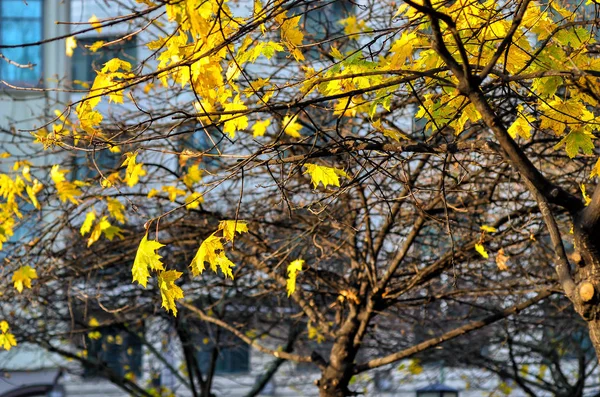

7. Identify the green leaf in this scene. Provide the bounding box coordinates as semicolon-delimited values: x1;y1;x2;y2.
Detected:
560;130;595;158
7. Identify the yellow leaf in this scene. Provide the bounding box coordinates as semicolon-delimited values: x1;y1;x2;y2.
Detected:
480;225;497;233
50;165;82;204
218;220;248;242
80;211;96;236
87;216;123;247
303;163;348;189
475;243;489;259
280;15;304;61
88;41;104;53
286;259;304;297
66;36;77;57
185;192;204;209
0;321;9;333
147;188;159;198
0;332;17;351
371;119;407;141
158;270;184;316
26;179;43;210
252;119;271;137
102;58;132;73
12;266;38;293
507;112;535;139
132;233;165;287
282;115;302;138
190;233;224;276
89;14;102;33
221;95;248;139
590;158;600;179
496;248;509;271
88;318;101;339
182;164;203;189
121;152;147;187
107;197;126;223
215;254;236;279
581;183;591;206
408;359;423;375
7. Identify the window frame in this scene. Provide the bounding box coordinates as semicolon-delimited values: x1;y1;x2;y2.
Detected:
0;0;44;87
195;331;251;375
71;35;137;85
84;324;144;379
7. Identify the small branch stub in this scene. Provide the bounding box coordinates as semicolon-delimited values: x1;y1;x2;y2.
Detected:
580;282;595;302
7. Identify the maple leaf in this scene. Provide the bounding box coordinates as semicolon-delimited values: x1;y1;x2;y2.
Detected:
590;158;600;179
50;165;82;204
252;119;271;137
190;233;224;276
508;113;535;139
286;259;304;297
475;243;489;259
80;212;96;236
184;192;204;209
132;233;165;287
88;41;104;53
121;153;147;187
106;198;126;223
65;36;77;57
215;254;236;279
496;248;509;271
280;15;304;61
581;183;592;206
561;130;595;158
87;216;123;247
388;31;417;68
0;332;17;351
102;58;132;73
221;95;248;139
89;14;102;33
26;179;43;210
218;220;249;242
12;266;38;293
158;270;184;316
371;119;408;141
282;115;302;138
303;163;348;189
182;164;203;189
480;225;497;233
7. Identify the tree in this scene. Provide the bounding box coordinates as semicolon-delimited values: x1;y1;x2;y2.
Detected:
1;0;600;396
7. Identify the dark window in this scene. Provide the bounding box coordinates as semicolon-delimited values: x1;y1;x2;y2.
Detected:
72;36;137;84
72;149;122;181
179;123;222;169
196;333;250;374
85;326;143;379
288;0;354;60
0;0;43;85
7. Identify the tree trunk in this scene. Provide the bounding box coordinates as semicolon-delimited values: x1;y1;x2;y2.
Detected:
318;313;360;397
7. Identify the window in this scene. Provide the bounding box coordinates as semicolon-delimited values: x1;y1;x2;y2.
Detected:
72;36;137;84
72;149;122;181
85;326;143;379
179;122;222;169
0;0;43;85
287;0;354;60
196;332;250;374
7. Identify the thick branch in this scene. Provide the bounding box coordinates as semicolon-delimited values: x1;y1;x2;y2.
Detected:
353;290;553;373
